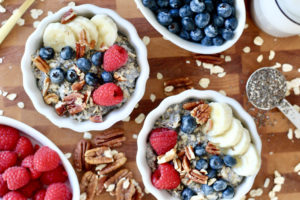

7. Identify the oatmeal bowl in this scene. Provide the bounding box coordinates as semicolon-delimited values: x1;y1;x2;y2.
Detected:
137;90;262;200
21;4;149;132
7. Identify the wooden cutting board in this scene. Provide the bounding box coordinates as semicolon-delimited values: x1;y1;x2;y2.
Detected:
0;0;300;199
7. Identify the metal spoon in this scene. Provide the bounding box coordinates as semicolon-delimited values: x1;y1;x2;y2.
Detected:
246;67;300;130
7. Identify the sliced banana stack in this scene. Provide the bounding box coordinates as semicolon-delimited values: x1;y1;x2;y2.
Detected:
233;144;261;176
65;17;92;43
91;14;118;50
225;128;251;156
207;102;233;136
43;23;76;52
71;16;99;45
208;118;243;148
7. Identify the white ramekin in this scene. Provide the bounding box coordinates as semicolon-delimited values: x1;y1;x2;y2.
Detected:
21;4;149;132
136;90;262;200
135;0;246;54
0;116;80;200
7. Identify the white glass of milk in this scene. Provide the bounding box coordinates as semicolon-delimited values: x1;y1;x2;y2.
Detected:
251;0;300;37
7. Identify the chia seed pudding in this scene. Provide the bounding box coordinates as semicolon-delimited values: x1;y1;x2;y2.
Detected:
146;99;261;200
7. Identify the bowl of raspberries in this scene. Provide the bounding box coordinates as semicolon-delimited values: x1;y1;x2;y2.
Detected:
136;0;246;54
0;116;80;200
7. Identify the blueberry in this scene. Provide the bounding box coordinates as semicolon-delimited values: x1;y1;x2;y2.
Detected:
194;145;206;156
85;72;99;86
213;15;225;27
213;179;227;192
170;8;180;18
181;188;195;200
190;28;204;42
222;186;235;199
190;0;205;13
212;36;224;46
142;0;158;10
195;12;210;28
209;155;224;170
179;30;190;40
217;3;233;18
225;17;238;30
201;184;214;195
180;115;197;134
60;46;74;60
157;11;173;26
195;159;208;170
184;0;192;3
168;22;181;34
179;5;193;18
91;52;103;67
181;17;195;31
76;58;92;73
101;71;113;83
169;0;182;8
221;28;234;40
201;36;213;46
39;47;54;60
223;155;237;167
204;25;218;38
49;67;64;84
157;0;169;7
205;0;214;12
222;0;234;5
66;69;78;83
207;169;217;178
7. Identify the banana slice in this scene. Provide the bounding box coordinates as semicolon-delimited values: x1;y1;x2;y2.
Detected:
225;128;251;156
72;16;98;45
43;23;76;52
66;18;92;43
208;118;243;148
91;14;118;49
233;144;261;176
207;102;233;136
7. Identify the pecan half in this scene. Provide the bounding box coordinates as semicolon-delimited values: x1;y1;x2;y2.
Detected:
72;80;85;91
42;77;50;96
55;101;67;116
116;178;136;200
73;139;91;171
185;145;195;160
164;77;193;88
79;29;89;46
97;152;127;175
44;93;59;105
157;148;177;164
177;149;186;158
187;169;208;184
96;175;108;196
191;104;211;125
80;171;98;200
76;42;86;59
182;156;191;173
90;115;103;123
183;101;204;110
92;129;126;148
194;54;224;65
33;56;50;73
61;8;77;24
84;147;114;165
104;169;133;193
205;142;220;155
63;93;86;115
173;158;182;172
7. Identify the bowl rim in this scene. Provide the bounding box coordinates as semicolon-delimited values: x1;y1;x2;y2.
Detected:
135;0;246;54
136;89;262;200
21;4;149;132
0;116;80;199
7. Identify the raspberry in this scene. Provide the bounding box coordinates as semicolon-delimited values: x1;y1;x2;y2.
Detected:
103;45;128;72
0;125;20;151
3;191;26;200
19;180;42;198
0;174;8;197
45;183;72;200
93;83;123;106
15;136;34;159
33;146;60;172
21;155;42;179
151;163;180;189
0;151;17;173
149;128;178;155
41;165;68;185
2;167;31;190
34;189;46;200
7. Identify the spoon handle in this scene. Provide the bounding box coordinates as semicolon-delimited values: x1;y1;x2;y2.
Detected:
277;99;300;130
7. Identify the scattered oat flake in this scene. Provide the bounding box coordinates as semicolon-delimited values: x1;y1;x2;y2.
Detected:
144;188;149;194
142;36;150;46
132;134;138;139
287;128;293;140
64;153;72;159
254;36;264;46
157;72;163;80
269;151;274;155
271;62;281;69
0;4;6;13
150;93;156;102
225;55;231;62
164;85;174;92
274;176;285;185
33;21;40;28
220;55;225;59
6;93;17;101
199;78;210;88
202;62;213;69
2;91;7;96
0;110;3;116
264;178;270;188
186;60;191;64
17;18;25;26
83;132;92;140
294;163;300;172
250;188;263;197
17;102;24;109
80;193;87;200
135;113;145;124
273;184;282;192
293;104;300;112
196;60;202;67
122;116;130;122
217;72;226;78
295;129;300;139
257;54;263;63
68;1;75;7
219;90;226;96
244;23;249;29
274;170;281;177
211;65;224;74
282;63;293;72
0;57;3;63
298;68;300;72
135;103;139;109
30;9;43;19
243;46;250;53
269;50;275;60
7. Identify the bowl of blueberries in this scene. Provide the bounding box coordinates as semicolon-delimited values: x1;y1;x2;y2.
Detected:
136;0;246;54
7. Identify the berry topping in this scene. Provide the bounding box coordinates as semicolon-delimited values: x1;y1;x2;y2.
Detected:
3;191;26;200
195;12;210;28
204;24;218;38
76;57;92;73
34;189;46;200
157;11;173;26
45;183;72;200
41;165;68;185
179;4;193;18
195;158;208;170
101;71;113;83
194;145;206;157
91;52;103;67
0;151;17;173
151;163;180;189
222;186;235;199
66;69;78;83
213;179;228;192
180;115;197;134
149;128;177;155
169;0;182;8
181;17;195;32
0;125;19;151
92;83;123;106
207;169;217;179
49;67;65;84
201;184;214;195
3;167;30;190
168;22;180;34
19;180;42;198
209;155;224;170
21;155;42;179
190;0;205;13
39;47;54;60
0;174;8;197
15;136;34;159
103;45;128;72
225;17;238;30
217;3;233;18
190;28;204;42
33;146;60;172
181;187;196;200
85;72;99;86
60;46;74;60
223;155;237;167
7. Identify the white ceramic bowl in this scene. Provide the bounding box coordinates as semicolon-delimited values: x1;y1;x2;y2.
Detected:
21;4;149;132
0;116;80;200
137;90;262;200
135;0;246;54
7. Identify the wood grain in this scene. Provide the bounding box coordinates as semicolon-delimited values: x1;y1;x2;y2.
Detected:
0;0;300;200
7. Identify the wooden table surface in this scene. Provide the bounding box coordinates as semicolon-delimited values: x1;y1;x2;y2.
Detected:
1;0;300;199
